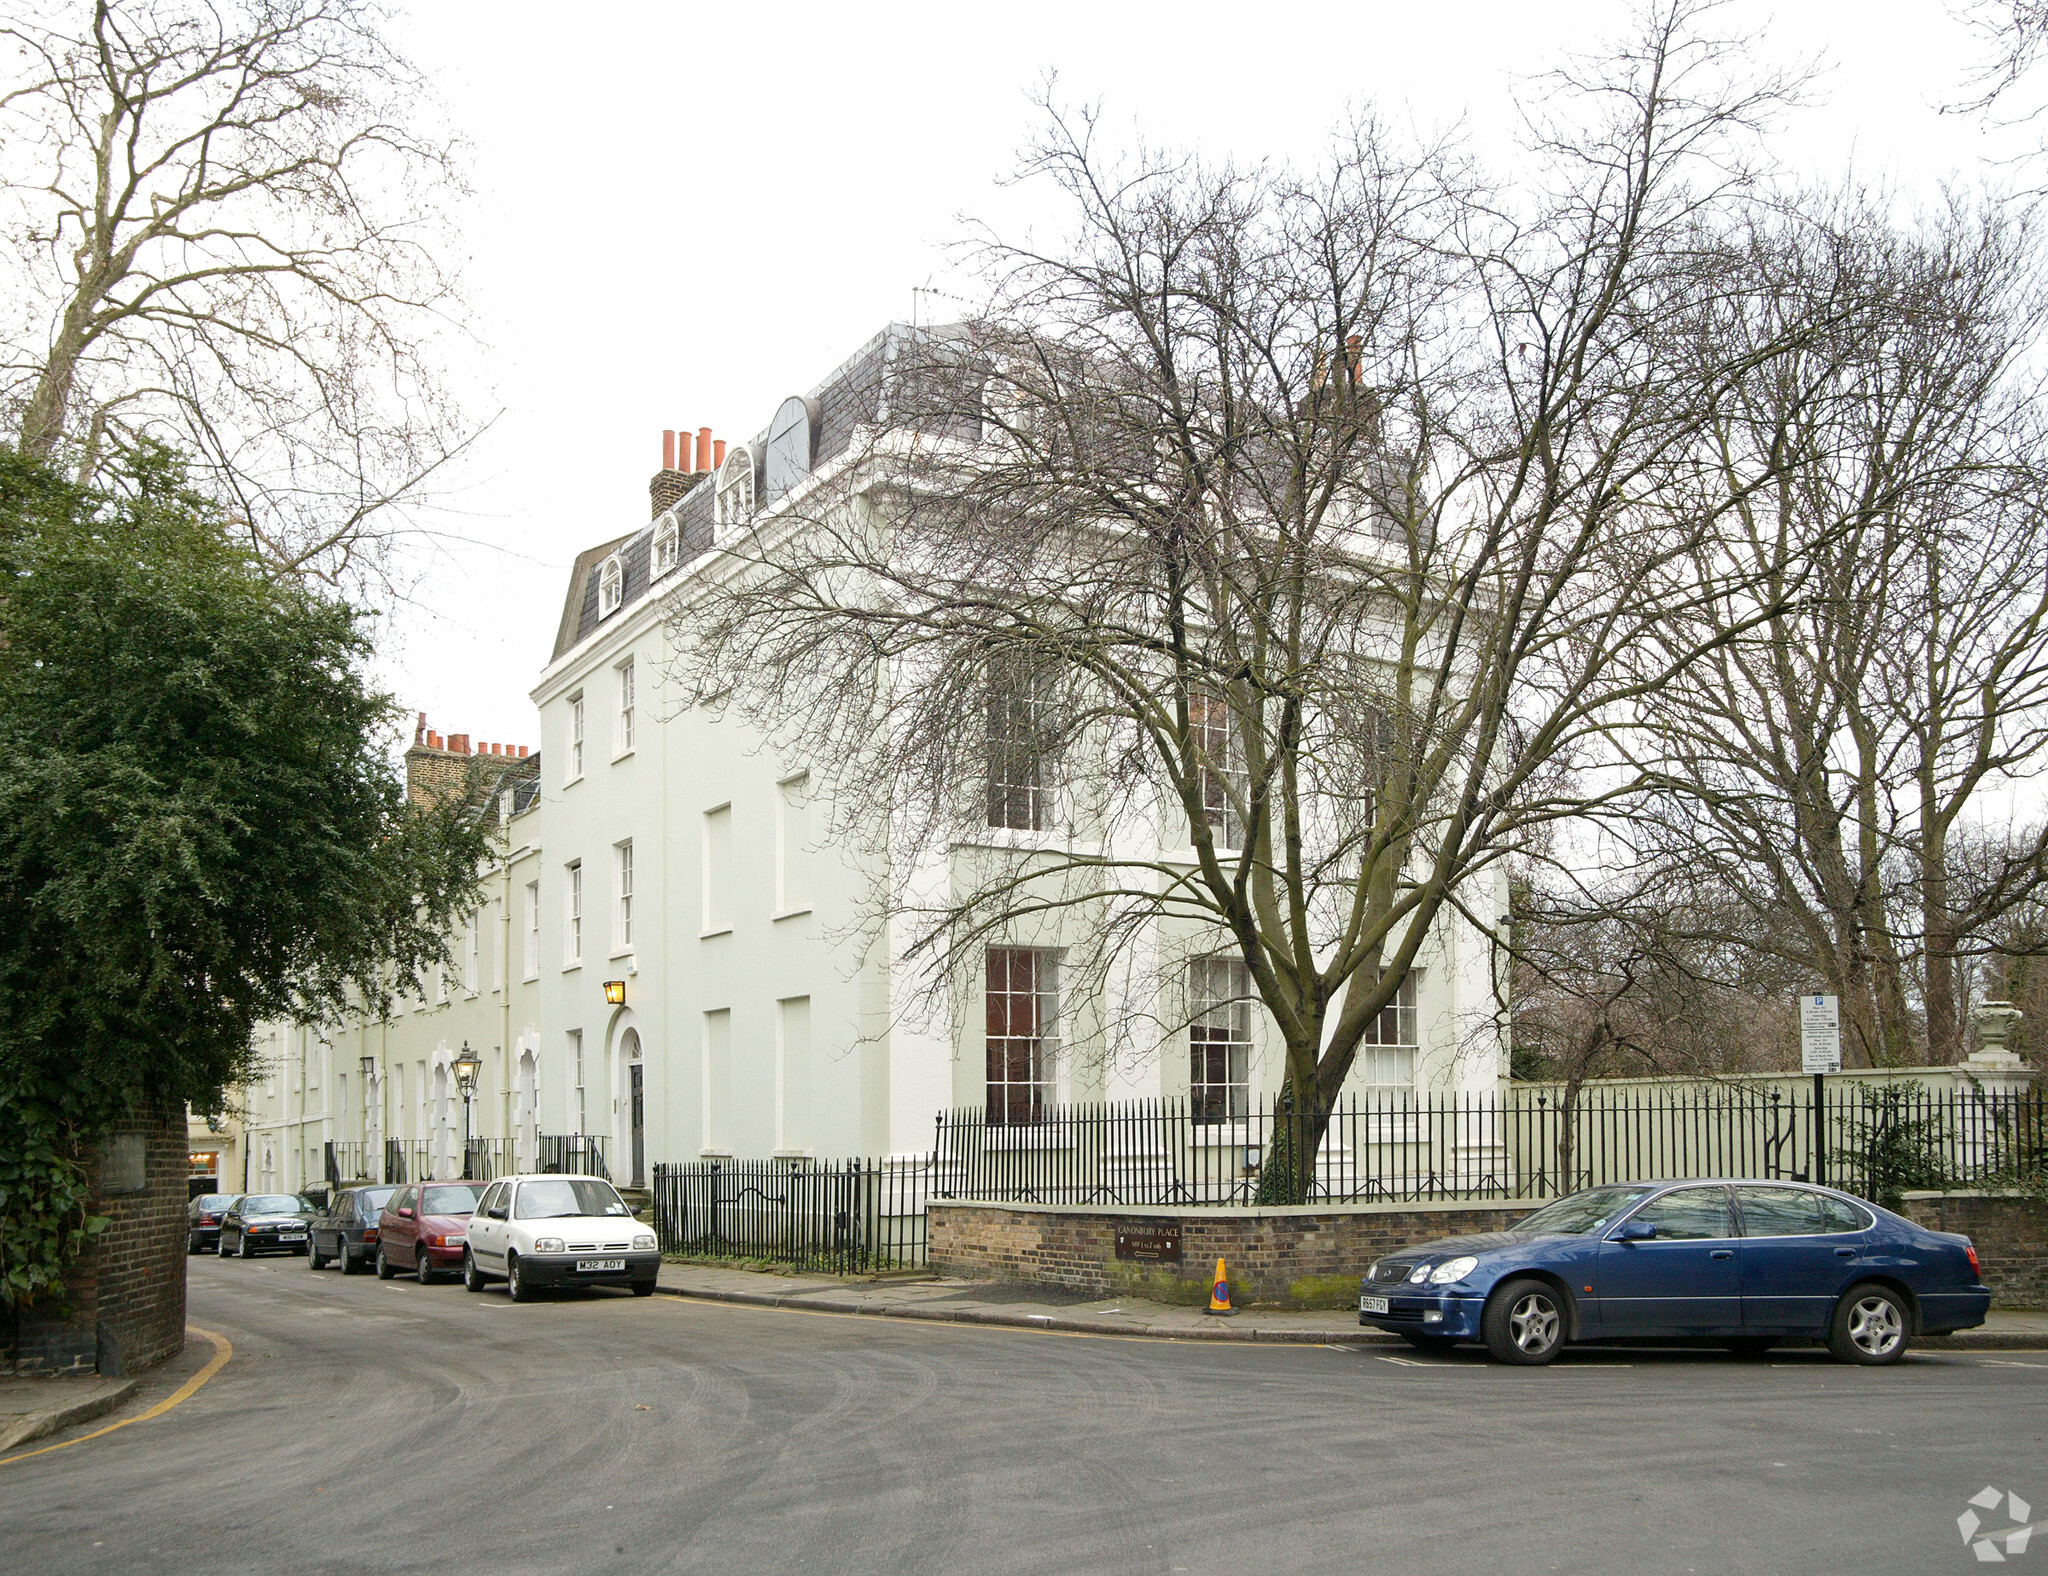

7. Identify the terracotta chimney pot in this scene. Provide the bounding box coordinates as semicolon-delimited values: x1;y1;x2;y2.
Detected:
696;427;713;472
714;438;727;468
662;430;676;471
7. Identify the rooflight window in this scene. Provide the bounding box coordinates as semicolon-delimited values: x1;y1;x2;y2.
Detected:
598;554;623;617
654;513;680;577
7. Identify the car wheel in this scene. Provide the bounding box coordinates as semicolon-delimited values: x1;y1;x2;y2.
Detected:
188;1233;201;1255
308;1236;328;1270
237;1233;254;1259
463;1249;485;1293
417;1246;436;1286
1483;1278;1566;1366
337;1245;357;1276
218;1234;232;1258
506;1252;534;1303
375;1246;395;1280
1723;1337;1776;1358
1399;1332;1458;1354
631;1280;657;1298
1828;1283;1910;1366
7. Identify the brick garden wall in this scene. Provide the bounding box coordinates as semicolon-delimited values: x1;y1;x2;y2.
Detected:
3;1098;189;1376
1900;1191;2048;1309
929;1199;1535;1307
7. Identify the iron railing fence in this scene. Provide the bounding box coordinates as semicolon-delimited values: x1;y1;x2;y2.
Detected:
537;1134;612;1180
930;1083;2047;1209
651;1158;928;1272
324;1141;377;1187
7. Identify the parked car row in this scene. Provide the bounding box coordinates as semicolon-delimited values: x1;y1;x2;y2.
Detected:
1356;1176;1993;1366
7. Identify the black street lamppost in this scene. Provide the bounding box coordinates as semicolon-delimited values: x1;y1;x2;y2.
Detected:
453;1041;483;1180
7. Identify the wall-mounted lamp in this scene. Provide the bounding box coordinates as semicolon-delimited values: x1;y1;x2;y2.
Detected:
359;1055;376;1082
603;979;627;1006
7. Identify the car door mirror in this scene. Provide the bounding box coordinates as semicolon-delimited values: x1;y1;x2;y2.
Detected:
397;1207;413;1218
1612;1220;1657;1242
488;1206;507;1220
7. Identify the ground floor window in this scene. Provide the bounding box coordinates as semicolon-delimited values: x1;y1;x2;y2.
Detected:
986;947;1059;1124
1189;955;1253;1123
1356;969;1419;1088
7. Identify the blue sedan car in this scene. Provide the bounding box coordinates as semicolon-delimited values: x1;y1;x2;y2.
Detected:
1358;1179;1989;1365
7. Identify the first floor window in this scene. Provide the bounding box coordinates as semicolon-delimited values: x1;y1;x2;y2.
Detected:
615;840;634;950
524;880;540;977
571;1030;586;1134
565;861;583;963
986;947;1059;1124
617;657;636;753
1189;956;1253;1123
986;651;1056;830
1190;687;1247;849
464;911;480;995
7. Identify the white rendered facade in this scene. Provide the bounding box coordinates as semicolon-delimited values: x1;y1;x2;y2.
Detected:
239;327;1509;1191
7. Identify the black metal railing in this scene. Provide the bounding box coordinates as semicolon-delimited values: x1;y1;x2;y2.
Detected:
537;1133;612;1179
324;1140;377;1186
651;1157;927;1272
928;1082;2046;1210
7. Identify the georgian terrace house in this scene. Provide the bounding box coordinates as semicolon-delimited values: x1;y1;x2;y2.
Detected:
237;325;1508;1200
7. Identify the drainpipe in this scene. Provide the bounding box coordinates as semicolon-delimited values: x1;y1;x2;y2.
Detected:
499;789;515;1172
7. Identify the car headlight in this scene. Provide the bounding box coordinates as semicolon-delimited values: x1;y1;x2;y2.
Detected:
1430;1256;1479;1285
1364;1261;1379;1283
1407;1263;1431;1284
533;1237;565;1254
633;1234;657;1252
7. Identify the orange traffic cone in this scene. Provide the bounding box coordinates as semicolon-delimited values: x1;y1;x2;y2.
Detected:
1206;1257;1236;1315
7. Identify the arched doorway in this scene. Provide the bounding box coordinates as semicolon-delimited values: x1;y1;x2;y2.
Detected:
622;1028;644;1187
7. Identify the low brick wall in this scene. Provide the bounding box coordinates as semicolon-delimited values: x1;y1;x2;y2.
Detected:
929;1199;1534;1307
4;1098;189;1376
1900;1191;2048;1309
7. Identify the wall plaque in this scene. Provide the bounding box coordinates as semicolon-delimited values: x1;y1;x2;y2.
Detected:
1114;1222;1182;1263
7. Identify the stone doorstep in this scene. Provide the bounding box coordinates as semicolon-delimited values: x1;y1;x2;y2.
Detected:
0;1375;140;1455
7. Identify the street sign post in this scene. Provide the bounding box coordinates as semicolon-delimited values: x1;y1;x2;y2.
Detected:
1799;994;1841;1184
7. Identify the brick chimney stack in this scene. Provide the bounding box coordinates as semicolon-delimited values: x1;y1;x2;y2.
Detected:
405;717;538;806
651;424;719;518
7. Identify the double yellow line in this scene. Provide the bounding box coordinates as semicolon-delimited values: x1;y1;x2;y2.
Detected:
0;1324;232;1467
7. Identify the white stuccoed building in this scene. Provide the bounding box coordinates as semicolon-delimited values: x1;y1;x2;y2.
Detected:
238;325;1508;1196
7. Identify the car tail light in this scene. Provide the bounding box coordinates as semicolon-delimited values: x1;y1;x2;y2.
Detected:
199;1214;216;1225
362;1228;379;1242
1966;1242;1981;1276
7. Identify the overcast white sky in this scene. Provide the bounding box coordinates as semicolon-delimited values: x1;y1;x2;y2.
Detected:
373;0;2033;753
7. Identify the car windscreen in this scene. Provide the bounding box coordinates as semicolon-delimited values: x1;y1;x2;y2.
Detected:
192;1195;236;1211
242;1195;305;1214
421;1185;484;1216
1512;1187;1655;1236
514;1179;631;1220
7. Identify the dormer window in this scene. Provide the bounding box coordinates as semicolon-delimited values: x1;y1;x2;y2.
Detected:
598;554;623;618
653;513;680;577
716;447;753;536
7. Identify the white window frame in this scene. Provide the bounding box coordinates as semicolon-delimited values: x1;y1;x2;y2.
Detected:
985;946;1060;1125
463;911;480;997
653;512;680;577
568;692;585;782
614;839;634;954
598;554;624;618
775;771;811;918
491;896;505;991
716;449;753;537
616;657;636;756
571;1029;586;1135
1357;970;1420;1088
524;880;540;979
564;860;583;967
1188;955;1254;1125
986;653;1057;832
1189;687;1247;851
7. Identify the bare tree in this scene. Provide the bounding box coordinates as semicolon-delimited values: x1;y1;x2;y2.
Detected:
1609;192;2048;1065
672;6;1818;1199
0;0;475;586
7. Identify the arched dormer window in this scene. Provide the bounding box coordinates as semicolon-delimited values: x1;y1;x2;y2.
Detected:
653;512;679;577
597;554;623;618
716;446;754;536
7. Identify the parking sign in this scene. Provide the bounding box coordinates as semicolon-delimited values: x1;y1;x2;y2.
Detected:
1800;994;1842;1074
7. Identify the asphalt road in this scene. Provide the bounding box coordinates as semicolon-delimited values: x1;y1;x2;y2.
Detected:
1;1253;2043;1576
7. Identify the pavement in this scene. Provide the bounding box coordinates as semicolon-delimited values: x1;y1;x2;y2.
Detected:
1;1252;2045;1574
652;1257;2048;1348
0;1373;137;1454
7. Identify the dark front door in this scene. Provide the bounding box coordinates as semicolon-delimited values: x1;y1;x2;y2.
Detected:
630;1063;645;1187
1596;1185;1742;1335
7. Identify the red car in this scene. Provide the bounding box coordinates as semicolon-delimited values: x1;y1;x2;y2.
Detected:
375;1181;487;1284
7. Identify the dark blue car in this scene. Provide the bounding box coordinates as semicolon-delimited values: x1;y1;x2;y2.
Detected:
1358;1179;1989;1366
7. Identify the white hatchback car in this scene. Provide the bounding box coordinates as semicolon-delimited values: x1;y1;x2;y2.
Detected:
461;1173;660;1301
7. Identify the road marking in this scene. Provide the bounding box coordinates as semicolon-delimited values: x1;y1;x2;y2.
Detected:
0;1324;232;1468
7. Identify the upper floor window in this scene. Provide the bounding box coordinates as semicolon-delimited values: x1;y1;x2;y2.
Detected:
565;860;583;965
614;840;634;951
598;555;624;617
716;447;753;535
569;693;585;780
523;880;540;978
987;652;1056;831
1190;688;1247;850
653;513;680;577
617;657;635;754
463;911;480;996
